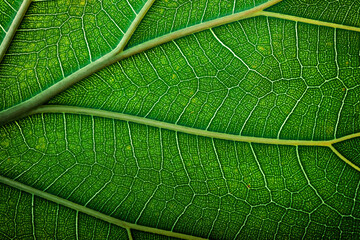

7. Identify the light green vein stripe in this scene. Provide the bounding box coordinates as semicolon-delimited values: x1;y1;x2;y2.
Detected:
329;145;360;172
115;0;282;61
26;105;360;172
0;0;155;126
0;0;281;125
0;175;207;240
25;105;360;172
114;0;155;53
0;0;32;63
258;11;360;32
26;105;360;147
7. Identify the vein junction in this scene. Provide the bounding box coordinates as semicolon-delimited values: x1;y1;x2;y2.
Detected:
27;105;360;172
257;11;360;33
0;175;207;240
1;0;359;126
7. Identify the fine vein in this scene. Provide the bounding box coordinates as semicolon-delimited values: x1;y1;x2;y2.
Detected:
0;0;32;63
0;0;281;125
0;175;207;240
26;105;360;171
0;0;155;126
114;0;282;61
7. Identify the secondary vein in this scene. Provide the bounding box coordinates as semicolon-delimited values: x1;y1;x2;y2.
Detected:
0;175;207;240
257;11;360;32
27;105;360;148
114;0;156;54
24;105;360;172
115;0;282;61
0;0;155;126
0;0;32;63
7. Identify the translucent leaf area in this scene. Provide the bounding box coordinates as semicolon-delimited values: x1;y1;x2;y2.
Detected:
0;0;22;43
1;114;360;239
0;0;146;110
0;0;359;239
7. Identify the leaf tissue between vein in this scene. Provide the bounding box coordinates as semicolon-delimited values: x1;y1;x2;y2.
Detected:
0;0;360;239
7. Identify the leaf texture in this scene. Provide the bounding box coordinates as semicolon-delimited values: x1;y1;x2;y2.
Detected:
2;114;360;239
0;182;129;239
52;16;360;141
0;0;360;239
0;0;31;62
0;0;148;113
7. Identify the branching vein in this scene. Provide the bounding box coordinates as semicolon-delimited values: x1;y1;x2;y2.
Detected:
25;105;360;172
0;175;207;240
0;0;32;63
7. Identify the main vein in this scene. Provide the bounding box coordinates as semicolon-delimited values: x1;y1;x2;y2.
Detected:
1;0;360;127
0;175;207;240
115;0;282;61
0;0;281;126
0;0;32;63
26;105;360;172
0;0;156;126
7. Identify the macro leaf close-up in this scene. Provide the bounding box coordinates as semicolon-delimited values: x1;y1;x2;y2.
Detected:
0;0;360;239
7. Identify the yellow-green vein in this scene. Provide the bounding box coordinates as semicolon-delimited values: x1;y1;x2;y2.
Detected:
0;175;207;240
0;0;282;126
0;0;156;126
257;11;360;32
0;0;32;63
25;105;360;172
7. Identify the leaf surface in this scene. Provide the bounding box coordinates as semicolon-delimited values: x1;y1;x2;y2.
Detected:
0;0;151;123
0;0;31;62
1;0;360;239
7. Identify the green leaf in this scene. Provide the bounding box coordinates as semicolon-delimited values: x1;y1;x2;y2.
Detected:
1;0;360;239
0;182;129;239
0;0;31;62
0;0;153;123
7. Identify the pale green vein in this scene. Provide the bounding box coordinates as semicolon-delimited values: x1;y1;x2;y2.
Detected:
25;105;359;147
0;0;32;63
114;0;360;63
115;0;282;62
0;0;155;126
114;0;155;54
0;0;281;125
25;105;360;172
2;0;360;128
126;228;133;240
329;145;360;173
257;11;360;32
0;175;207;240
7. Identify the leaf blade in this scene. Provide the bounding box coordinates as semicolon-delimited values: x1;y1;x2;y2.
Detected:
1;113;360;239
1;0;360;239
0;0;31;63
